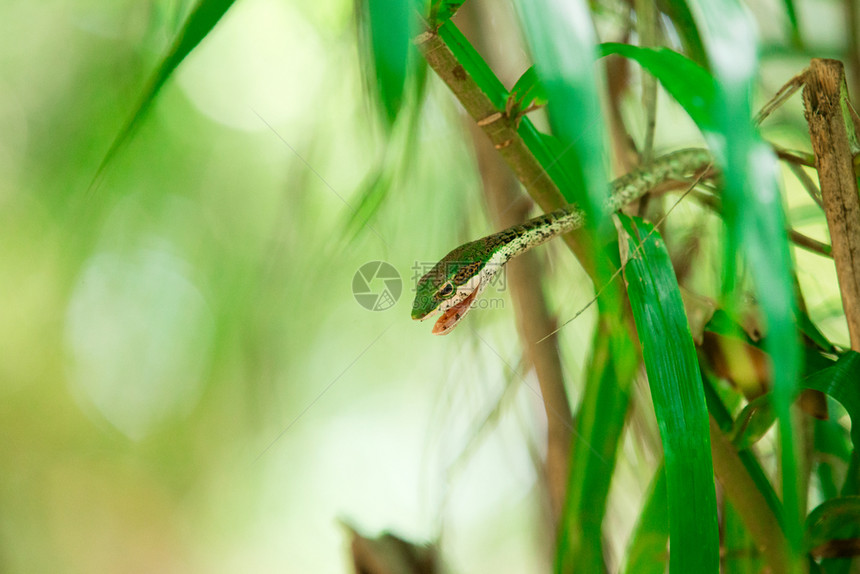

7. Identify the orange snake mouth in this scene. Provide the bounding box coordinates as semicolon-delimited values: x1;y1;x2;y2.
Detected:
431;284;480;335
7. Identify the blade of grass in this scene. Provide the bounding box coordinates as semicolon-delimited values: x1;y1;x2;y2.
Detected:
621;465;669;574
428;0;463;26
93;0;238;187
690;0;802;566
597;43;717;133
515;0;608;227
363;0;413;126
620;214;719;573
555;316;638;573
656;0;709;68
802;351;860;495
805;496;860;553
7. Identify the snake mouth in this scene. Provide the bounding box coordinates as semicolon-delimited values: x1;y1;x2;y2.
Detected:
432;284;480;335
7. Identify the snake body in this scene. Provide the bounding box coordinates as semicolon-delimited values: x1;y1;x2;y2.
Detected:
412;148;713;335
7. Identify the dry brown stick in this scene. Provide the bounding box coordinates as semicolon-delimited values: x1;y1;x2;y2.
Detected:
416;28;602;280
457;4;573;527
774;146;817;168
802;59;860;350
688;189;833;258
472;123;573;526
709;417;790;574
786;162;824;208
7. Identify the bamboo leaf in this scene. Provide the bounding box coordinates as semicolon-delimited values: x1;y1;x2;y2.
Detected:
428;0;463;25
509;66;548;111
556;318;638;573
656;0;709;68
515;0;607;225
805;496;860;551
622;465;669;574
598;43;717;132
363;0;413;126
731;394;776;449
94;0;238;186
689;0;802;559
782;0;802;48
436;21;508;109
620;214;720;573
802;351;860;495
437;22;580;200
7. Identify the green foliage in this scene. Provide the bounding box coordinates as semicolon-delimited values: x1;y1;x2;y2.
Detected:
620;214;720;572
597;43;717;133
516;0;607;226
621;467;669;574
16;0;860;571
362;0;414;126
94;0;237;185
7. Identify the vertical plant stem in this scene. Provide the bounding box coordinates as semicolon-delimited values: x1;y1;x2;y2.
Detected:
802;59;860;351
416;27;599;278
709;417;790;573
458;4;573;529
635;0;658;162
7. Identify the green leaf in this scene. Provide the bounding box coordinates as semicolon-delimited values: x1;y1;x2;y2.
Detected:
802;351;860;495
515;0;607;227
428;0;463;25
341;168;392;243
508;66;548;111
731;394;776;449
690;0;802;559
703;376;785;525
555;317;638;573
724;499;766;574
805;496;860;551
365;0;413;126
437;21;508;109
93;0;238;187
620;214;720;573
656;0;709;68
782;0;802;48
797;308;837;353
598;43;718;133
438;21;581;202
622;465;669;574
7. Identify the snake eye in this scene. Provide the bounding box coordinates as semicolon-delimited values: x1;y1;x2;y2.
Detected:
438;282;455;298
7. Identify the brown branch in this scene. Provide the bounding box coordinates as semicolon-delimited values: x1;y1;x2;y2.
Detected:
709;417;790;574
472;123;573;526
457;4;574;528
786;162;824;208
773;146;817;168
416;28;602;280
802;59;860;350
687;189;833;258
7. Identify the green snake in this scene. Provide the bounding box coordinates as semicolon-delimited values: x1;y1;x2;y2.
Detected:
412;148;713;335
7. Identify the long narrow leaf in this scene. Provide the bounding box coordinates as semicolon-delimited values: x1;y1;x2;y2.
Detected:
622;465;669;574
597;43;717;132
802;351;860;495
436;22;508;109
515;0;607;226
689;0;802;562
556;319;638;573
94;0;238;185
656;0;709;68
620;214;720;573
365;0;412;126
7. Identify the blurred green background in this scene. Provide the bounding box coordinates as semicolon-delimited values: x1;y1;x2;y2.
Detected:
0;0;852;572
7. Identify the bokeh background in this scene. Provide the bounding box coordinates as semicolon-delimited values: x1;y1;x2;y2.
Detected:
0;0;853;571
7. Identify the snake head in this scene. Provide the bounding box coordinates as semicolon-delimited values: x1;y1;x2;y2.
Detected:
411;240;500;335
